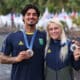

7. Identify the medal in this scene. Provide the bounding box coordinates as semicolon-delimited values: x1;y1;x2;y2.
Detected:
26;49;34;56
70;43;78;52
70;44;76;52
21;30;37;56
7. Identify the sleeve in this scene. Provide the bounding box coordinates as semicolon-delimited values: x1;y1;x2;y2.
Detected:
71;55;80;71
1;34;13;56
69;40;80;70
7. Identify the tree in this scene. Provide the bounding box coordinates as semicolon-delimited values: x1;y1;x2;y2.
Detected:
0;0;80;14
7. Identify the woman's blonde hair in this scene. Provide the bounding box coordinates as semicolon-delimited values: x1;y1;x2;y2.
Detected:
45;18;68;61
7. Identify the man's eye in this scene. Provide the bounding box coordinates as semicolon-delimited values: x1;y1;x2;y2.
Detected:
33;13;37;16
26;13;30;16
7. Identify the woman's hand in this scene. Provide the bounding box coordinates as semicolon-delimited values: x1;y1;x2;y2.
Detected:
73;47;80;61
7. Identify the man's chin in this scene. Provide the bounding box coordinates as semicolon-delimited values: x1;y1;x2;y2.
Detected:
29;24;35;27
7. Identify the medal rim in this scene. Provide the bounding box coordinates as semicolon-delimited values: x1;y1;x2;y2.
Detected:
26;49;34;56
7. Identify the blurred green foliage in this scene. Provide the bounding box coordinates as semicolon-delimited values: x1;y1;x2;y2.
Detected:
0;0;80;15
72;16;80;26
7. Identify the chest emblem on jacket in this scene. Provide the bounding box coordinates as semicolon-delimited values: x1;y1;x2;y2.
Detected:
39;38;44;45
18;41;24;46
47;49;51;53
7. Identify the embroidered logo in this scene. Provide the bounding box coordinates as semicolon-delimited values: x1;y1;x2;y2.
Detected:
47;49;51;53
39;38;44;45
18;41;24;46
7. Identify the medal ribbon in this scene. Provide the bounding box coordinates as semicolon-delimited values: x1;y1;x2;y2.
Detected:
21;30;37;49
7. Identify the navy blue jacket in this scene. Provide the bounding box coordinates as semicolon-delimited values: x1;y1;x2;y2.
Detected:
1;30;46;80
45;39;80;80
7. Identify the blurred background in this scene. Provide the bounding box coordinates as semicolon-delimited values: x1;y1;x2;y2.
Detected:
0;0;80;80
0;0;80;33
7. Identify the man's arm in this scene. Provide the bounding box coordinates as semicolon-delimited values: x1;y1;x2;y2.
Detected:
0;53;18;64
0;51;33;64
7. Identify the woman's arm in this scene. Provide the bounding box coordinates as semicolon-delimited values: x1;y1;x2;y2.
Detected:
71;48;80;70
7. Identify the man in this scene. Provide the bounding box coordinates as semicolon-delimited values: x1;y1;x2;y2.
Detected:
0;4;46;80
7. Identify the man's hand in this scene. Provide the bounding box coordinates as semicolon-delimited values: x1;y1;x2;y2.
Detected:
16;50;33;62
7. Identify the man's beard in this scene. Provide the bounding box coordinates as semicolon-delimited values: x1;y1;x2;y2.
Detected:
28;21;36;27
29;23;34;27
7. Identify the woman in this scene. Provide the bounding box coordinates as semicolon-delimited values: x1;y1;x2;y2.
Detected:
45;19;80;80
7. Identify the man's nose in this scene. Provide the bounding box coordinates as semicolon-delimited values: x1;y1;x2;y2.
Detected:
30;14;34;18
